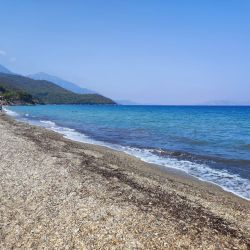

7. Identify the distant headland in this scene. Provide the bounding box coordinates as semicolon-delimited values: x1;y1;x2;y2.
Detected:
0;64;115;105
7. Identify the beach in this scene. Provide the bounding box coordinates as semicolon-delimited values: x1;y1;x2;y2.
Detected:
0;112;250;249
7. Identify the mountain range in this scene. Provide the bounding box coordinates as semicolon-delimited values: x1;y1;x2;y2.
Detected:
28;72;95;94
0;64;115;105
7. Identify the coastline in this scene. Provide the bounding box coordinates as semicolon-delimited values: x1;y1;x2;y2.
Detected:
5;106;250;201
4;105;250;201
4;108;250;201
0;112;250;249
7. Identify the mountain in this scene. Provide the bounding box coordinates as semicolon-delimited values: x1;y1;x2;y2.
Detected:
0;73;115;105
28;72;95;94
0;64;13;74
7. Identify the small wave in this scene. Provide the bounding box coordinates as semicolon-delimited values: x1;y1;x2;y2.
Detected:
150;148;250;169
40;120;57;127
3;107;20;117
150;148;189;158
122;147;250;200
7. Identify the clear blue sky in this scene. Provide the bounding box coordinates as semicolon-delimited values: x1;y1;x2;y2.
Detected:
0;0;249;104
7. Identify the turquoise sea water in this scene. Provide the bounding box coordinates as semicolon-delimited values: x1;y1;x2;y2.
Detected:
6;105;250;199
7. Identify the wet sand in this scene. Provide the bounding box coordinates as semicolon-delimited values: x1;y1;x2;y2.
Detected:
0;112;249;249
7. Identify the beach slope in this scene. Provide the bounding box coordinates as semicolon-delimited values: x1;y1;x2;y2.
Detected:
0;113;249;249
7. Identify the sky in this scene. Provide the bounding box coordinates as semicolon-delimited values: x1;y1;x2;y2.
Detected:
0;0;249;105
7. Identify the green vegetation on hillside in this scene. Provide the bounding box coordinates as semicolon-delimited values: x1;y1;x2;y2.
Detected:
0;73;115;105
0;85;36;104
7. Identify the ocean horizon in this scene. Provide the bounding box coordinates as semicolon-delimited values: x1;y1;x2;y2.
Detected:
6;104;250;200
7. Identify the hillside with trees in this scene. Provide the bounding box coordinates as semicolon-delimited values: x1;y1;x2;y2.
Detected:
0;73;115;105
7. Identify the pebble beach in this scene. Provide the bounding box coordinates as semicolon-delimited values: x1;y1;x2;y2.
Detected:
0;112;250;249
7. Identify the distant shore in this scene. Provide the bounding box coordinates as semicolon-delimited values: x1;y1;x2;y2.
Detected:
0;112;249;249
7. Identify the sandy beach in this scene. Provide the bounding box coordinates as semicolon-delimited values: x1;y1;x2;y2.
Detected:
0;112;249;249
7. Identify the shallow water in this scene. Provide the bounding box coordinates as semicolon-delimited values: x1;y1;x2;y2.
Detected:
6;105;250;199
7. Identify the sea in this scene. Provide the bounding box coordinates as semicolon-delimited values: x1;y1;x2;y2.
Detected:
5;105;250;200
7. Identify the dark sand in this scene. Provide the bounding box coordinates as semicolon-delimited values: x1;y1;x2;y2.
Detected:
0;112;249;249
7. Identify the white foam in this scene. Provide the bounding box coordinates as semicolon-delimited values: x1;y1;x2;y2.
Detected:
126;148;250;200
3;107;20;117
43;120;250;200
4;108;250;201
40;120;57;127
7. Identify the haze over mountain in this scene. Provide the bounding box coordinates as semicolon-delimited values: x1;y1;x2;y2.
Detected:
0;64;13;74
0;64;96;95
0;64;115;105
199;100;250;106
28;72;95;94
0;73;114;105
115;99;140;105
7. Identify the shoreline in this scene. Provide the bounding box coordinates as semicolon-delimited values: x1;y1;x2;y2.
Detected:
5;107;250;202
0;111;250;249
